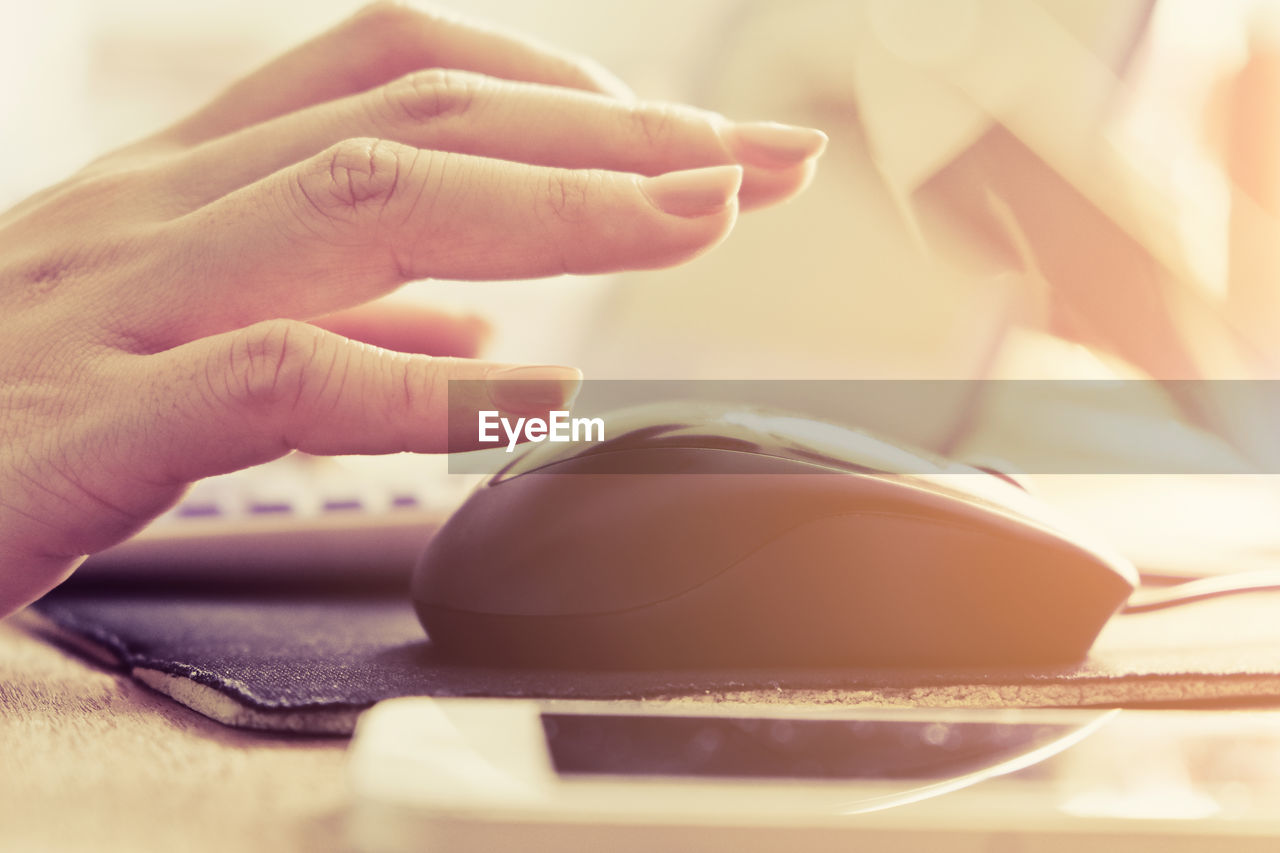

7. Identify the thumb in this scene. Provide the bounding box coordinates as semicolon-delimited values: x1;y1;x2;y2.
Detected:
137;319;581;482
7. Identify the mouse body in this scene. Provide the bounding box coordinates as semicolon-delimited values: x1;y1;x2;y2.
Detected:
413;404;1137;669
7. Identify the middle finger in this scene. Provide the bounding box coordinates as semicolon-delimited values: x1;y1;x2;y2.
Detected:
158;69;826;214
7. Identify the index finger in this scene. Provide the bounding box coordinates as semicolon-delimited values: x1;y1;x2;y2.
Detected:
163;2;633;146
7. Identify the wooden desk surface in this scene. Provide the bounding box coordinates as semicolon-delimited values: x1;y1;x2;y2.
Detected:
0;616;349;852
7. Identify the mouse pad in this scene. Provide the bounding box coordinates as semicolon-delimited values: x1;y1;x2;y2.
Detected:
26;582;1280;735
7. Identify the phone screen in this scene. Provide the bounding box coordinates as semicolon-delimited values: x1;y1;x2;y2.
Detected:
540;713;1080;782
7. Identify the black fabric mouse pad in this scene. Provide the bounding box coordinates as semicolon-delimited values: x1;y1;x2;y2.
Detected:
28;582;1280;735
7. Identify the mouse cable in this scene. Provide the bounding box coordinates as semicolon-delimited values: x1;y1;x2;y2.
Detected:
1122;569;1280;614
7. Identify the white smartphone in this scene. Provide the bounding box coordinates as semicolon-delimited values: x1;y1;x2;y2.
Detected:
345;698;1280;852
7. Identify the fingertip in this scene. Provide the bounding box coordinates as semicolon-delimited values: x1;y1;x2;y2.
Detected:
439;313;494;359
638;165;744;218
634;166;743;269
718;121;829;169
738;157;822;211
462;313;494;353
309;304;494;358
485;364;583;415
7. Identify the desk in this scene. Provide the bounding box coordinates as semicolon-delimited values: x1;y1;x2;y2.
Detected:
0;617;347;853
10;609;1280;853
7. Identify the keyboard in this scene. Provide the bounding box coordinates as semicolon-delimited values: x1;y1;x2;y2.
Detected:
79;453;480;585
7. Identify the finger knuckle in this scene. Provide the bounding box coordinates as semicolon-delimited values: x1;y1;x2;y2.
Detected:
65;168;138;209
212;320;324;414
294;138;406;222
7;229;151;321
9;241;96;301
538;168;597;226
626;102;681;150
380;68;478;124
386;349;436;416
9;164;152;247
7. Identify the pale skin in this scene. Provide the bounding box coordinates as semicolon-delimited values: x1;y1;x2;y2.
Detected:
0;3;827;616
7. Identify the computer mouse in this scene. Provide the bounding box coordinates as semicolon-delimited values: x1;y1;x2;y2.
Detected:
412;403;1137;669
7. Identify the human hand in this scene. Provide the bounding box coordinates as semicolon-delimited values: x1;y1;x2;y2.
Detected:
0;2;826;615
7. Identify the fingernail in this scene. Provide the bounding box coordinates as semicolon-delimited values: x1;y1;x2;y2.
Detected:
639;165;743;218
719;122;829;168
487;365;583;414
